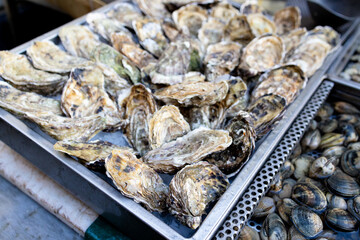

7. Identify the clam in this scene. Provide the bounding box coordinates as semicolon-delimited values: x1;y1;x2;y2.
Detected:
301;129;321;151
297;177;327;193
292;182;327;212
274;6;301;35
198;18;225;47
288;226;306;240
322;146;346;166
291;142;302;159
319;133;345;149
106;2;143;28
309;119;318;130
338;114;359;124
253;196;276;218
291;206;323;238
326;169;360;198
280;161;295;179
134;0;170;19
334;101;360;114
210;2;240;24
269;174;283;194
247;14;276;37
308;156;335;179
238;225;260;240
224;15;255;45
316;102;334;121
318;118;338;133
325;208;359;232
260;213;287;240
291;155;314;180
339;122;359;144
348;142;360;151
167;161;229;229
271;178;296;200
326;193;347;210
277;198;298;224
340;150;360;177
347;195;360;221
172;4;208;37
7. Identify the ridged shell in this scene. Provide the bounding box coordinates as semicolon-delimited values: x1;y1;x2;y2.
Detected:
282;27;307;55
340;150;360;177
238;225;260;240
325;208;359;232
291;206;323;238
274;6;301;35
260;213;287;240
172;4;208;37
134;0;170;19
307;26;340;49
185;101;226;130
347;195;360;221
253;196;275;218
277;198;298;224
210;2;240;24
292;182;327;212
223;76;248;111
224;15;255;45
106;2;143;28
198;18;225;47
326;193;347;210
247;13;276;37
240;2;264;15
301;129;321;151
326;169;360;198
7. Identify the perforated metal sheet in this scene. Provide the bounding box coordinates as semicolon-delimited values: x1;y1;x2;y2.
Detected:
214;81;334;240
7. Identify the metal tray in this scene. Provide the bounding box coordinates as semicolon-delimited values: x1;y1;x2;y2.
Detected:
0;2;358;240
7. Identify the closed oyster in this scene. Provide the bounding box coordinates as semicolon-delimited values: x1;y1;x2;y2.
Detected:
161;19;180;41
59;25;99;59
167;161;229;229
91;43;141;84
274;6;301;35
206;111;255;174
204;41;242;81
106;2;143;28
238;35;284;77
198;18;225;47
185;102;226;130
154;79;228;107
164;0;216;7
142;127;232;173
0;51;66;95
54;140;135;170
240;1;264;15
172;4;208;37
61;66;124;130
224;15;255;45
210;2;240;23
149;105;190;149
307;26;340;49
26;41;90;73
133;18;168;58
223;76;248;110
122;84;157;156
282;27;307;54
134;0;170;19
105;149;168;212
247;14;276;37
251;65;307;104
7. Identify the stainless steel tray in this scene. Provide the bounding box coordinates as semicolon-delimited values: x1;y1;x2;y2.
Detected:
0;2;358;240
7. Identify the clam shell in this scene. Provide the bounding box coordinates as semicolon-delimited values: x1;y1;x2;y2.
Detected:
292;182;327;212
238;225;260;240
260;213;287;240
288;225;306;240
340;150;360;177
291;206;323;238
316;102;334;121
347;195;360;221
334;101;360;114
326;193;347;210
274;6;301;35
339;122;359;144
318;118;338;133
253;196;275;218
322;146;346;166
308;156;335;179
301;129;321;151
326;169;360;198
277;198;298;224
319;133;345;149
325;208;359;232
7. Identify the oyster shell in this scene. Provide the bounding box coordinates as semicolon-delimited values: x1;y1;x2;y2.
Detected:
0;51;66;95
224;15;255;45
154;79;228;107
164;0;216;7
105;149;168;212
26;41;90;74
133;18;168;58
204;41;242;81
240;1;264;15
142;127;232;173
122;84;157;156
61;66;124;130
185;102;226;130
210;2;240;23
161;19;180;41
172;4;208;37
106;2;143;28
134;0;170;19
251;65;307;104
238;34;284;77
223;76;248;110
282;27;307;55
149;105;190;149
167;161;229;229
247;13;276;37
198;18;225;47
274;6;301;35
307;26;340;49
54;140;136;170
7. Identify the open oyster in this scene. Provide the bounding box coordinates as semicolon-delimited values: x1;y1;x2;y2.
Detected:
121;84;157;156
105;149;168;212
142;127;232;173
274;6;301;35
206;111;255;174
224;15;255;45
247;14;276;37
61;66;124;130
134;0;170;19
133;18;168;58
168;161;229;229
106;2;143;28
0;51;66;95
154;79;229;107
26;41;90;73
198;18;225;47
204;41;242;81
54;140;136;170
210;2;240;23
251;65;307;104
172;4;208;37
238;34;284;77
149;105;190;149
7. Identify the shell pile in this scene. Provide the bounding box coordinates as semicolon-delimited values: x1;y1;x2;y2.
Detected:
0;0;340;230
341;44;360;83
243;100;360;239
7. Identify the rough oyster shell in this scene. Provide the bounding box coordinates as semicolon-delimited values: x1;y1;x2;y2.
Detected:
106;2;143;28
185;102;226;130
164;0;216;7
121;84;157;156
282;27;307;55
172;4;208;37
154;79;228;107
204;41;242;81
274;6;301;35
223;76;249;111
54;140;136;170
0;51;66;95
134;0;170;19
210;2;240;23
224;15;255;45
26;41;90;73
307;26;340;49
161;19;180;41
251;65;307;104
240;1;264;15
61;66;124;130
133;18;168;58
149;105;190;149
238;34;284;77
142;127;232;173
247;14;276;37
198;18;225;47
105;149;168;212
167;161;229;229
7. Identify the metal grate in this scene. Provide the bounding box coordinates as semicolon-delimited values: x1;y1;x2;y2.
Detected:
214;81;334;239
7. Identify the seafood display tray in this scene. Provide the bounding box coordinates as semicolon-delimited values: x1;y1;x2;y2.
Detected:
0;2;359;240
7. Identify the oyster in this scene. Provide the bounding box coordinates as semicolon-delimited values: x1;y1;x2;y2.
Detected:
223;76;248;110
161;19;180;41
26;41;90;74
240;1;264;15
105;149;168;212
307;26;340;49
198;18;225;47
282;27;307;55
0;51;66;95
122;84;157;156
247;14;276;37
133;18;168;58
224;15;255;45
204;41;242;81
172;4;208;37
134;0;170;19
238;35;284;77
106;2;143;28
186;102;226;130
167;161;229;229
274;6;301;35
149;105;190;149
61;66;124;130
59;25;99;59
206;111;255;174
251;65;307;104
154;79;228;107
142;127;232;173
164;0;216;7
210;2;240;23
53;140;136;170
